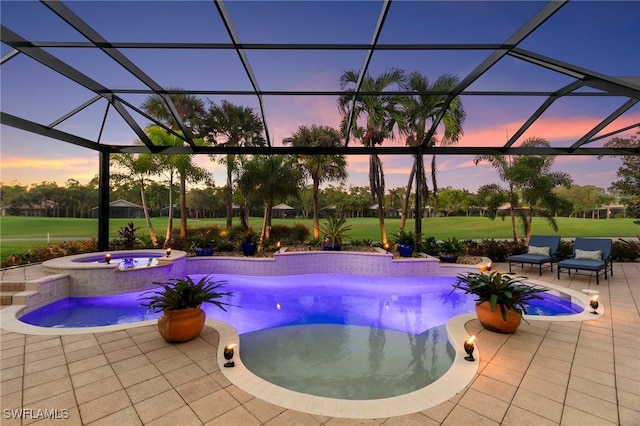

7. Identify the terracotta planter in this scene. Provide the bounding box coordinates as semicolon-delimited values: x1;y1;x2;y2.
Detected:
475;302;522;334
157;307;206;343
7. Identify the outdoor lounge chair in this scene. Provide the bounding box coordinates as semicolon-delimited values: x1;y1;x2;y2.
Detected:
507;235;561;276
556;237;613;285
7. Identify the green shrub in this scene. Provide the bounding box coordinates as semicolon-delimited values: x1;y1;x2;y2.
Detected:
612;238;640;262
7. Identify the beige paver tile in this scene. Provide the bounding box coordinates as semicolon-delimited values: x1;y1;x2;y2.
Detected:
67;354;109;376
175;374;222;403
153;352;193;374
78;389;132;424
520;373;566;403
441;404;499;425
265;410;323;425
488;352;531;373
471;375;516;403
23;376;72;405
616;376;640;395
24;345;64;362
163;363;207;387
104;345;143;363
125;375;172;404
62;336;99;354
535;345;575;363
23;354;66;375
379;412;439;426
565;388;619;423
190;389;240;423
95;330;129;344
618;389;640;412
133;389;186;424
117;363;161;388
1;377;22;395
100;337;136;353
71;365;115;388
1;365;24;382
560;406;618;426
458;388;509;422
24;337;61;353
137;338;172;353
571;364;616;388
23;365;68;389
225;385;254;405
204;405;262;426
184;345;217;362
144;345;182;362
420;399;455;423
1;355;24;370
568;375;617;404
64;345;104;364
618;406;640;426
74;376;123;405
0;390;22;410
502;405;558;426
196;355;220;374
129;330;159;345
479;363;522;387
325;417;385;425
210;370;231;388
1;345;23;359
242;395;287;423
146;405;202;426
85;406;142;426
512;388;563;423
110;354;151;375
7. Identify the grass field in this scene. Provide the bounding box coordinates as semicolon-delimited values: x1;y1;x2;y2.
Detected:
1;215;638;261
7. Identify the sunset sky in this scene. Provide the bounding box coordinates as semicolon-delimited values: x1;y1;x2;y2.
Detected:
1;1;639;193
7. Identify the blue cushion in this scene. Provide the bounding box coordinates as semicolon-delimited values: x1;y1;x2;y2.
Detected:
557;258;605;271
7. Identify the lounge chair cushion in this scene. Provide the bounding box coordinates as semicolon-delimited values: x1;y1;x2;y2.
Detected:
528;245;551;256
575;249;602;260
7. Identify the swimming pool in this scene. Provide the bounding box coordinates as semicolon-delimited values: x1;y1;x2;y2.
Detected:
18;273;582;331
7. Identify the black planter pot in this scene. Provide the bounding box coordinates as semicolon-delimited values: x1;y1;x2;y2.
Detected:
241;241;257;256
439;253;458;263
195;247;214;256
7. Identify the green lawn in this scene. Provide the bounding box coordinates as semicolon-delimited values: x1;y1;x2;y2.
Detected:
1;216;638;261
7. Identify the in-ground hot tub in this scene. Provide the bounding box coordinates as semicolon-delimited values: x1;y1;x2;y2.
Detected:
42;249;187;297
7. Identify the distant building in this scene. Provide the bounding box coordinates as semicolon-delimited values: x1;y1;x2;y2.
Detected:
91;199;148;218
272;203;297;218
1;200;58;217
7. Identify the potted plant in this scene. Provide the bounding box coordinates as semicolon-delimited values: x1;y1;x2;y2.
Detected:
391;230;419;257
139;275;232;343
439;237;462;263
321;216;352;251
450;271;547;334
190;230;216;256
240;230;259;256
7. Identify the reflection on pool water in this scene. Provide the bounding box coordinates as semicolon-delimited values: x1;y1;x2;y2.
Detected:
19;273;583;400
19;273;583;331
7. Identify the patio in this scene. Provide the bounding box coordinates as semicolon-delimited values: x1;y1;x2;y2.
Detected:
1;261;638;425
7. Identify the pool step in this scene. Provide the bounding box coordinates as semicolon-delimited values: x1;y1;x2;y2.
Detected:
0;264;57;307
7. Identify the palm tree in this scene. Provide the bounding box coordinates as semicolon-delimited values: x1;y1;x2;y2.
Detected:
110;152;160;246
474;137;572;244
141;91;206;238
202;100;265;231
236;155;304;243
338;68;406;246
283;125;348;240
399;72;465;232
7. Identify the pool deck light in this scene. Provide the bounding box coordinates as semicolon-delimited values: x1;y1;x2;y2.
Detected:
224;344;237;368
464;335;476;361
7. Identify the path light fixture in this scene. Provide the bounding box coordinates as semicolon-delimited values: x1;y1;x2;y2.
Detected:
166;247;172;257
105;253;111;264
224;344;236;368
464;335;476;361
590;295;599;314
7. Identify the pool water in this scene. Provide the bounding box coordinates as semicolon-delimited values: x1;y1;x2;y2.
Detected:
19;273;583;331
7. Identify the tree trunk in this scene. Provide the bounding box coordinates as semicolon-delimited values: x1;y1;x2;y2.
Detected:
179;172;187;239
164;172;174;245
400;159;417;232
225;154;234;231
312;179;320;240
140;179;158;246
